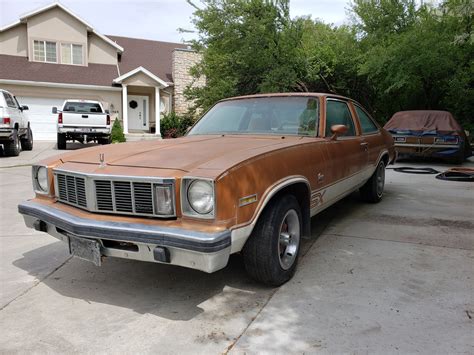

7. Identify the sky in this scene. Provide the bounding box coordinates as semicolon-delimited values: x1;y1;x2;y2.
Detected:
0;0;350;43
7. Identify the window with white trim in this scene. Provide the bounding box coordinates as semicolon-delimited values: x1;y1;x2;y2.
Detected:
33;40;57;63
61;43;83;65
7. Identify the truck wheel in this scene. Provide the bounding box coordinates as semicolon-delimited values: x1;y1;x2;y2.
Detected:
360;160;385;203
243;194;302;286
4;130;21;156
98;136;111;145
21;126;33;151
57;133;67;150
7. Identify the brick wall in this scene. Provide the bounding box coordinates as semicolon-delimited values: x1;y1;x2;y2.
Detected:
172;48;205;115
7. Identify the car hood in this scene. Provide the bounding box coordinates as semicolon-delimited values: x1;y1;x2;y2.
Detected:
59;135;310;174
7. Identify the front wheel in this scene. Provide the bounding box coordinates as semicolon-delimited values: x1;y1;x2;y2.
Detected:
242;194;302;286
360;160;385;203
21;126;33;151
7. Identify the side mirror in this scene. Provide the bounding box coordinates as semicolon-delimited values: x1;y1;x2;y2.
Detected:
52;107;58;114
21;105;29;111
330;124;348;140
105;109;110;114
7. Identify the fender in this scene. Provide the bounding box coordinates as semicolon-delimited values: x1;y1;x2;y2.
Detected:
230;175;311;253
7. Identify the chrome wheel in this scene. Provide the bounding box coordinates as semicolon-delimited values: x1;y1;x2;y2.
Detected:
278;209;300;270
376;162;385;197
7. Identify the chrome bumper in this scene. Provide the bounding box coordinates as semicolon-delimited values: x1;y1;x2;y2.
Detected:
0;128;14;139
18;201;231;273
58;126;111;134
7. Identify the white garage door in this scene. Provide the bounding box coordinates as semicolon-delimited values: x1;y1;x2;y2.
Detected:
18;97;65;141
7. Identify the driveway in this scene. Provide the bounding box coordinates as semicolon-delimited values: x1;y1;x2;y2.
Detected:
0;142;473;354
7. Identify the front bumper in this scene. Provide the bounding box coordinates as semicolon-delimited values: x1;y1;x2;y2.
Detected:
394;143;462;157
18;201;231;273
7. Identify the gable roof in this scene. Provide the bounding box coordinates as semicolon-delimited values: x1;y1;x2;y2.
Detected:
113;66;169;88
0;2;123;52
107;35;188;83
0;54;119;87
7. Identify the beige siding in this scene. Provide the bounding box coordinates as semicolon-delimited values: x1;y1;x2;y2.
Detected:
122;72;159;87
0;24;28;57
27;7;88;64
88;33;118;65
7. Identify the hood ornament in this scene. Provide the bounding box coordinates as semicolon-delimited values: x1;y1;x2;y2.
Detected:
99;153;106;168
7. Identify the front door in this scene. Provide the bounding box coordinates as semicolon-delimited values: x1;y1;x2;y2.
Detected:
128;95;149;131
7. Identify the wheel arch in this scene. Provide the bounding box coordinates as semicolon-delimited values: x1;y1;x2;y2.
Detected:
230;176;311;253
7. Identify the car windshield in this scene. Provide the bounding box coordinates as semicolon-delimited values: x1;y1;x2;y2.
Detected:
63;102;103;113
189;97;319;136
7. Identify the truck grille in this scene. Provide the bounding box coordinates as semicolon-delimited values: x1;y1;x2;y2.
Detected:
54;171;174;217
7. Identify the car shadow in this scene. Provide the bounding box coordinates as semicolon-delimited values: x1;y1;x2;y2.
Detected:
12;193;362;321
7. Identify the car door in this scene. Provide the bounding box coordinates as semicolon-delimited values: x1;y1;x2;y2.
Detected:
321;98;367;202
353;103;382;169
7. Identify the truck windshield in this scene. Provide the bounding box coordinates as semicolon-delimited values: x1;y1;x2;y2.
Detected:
188;97;319;136
63;102;103;113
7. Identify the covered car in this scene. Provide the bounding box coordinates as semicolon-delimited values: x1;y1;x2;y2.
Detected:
384;110;471;163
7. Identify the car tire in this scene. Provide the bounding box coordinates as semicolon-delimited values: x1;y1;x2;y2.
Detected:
57;133;67;150
4;130;21;156
242;194;302;286
21;126;33;151
360;160;385;203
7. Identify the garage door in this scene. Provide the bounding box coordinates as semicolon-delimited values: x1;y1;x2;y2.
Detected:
18;97;65;140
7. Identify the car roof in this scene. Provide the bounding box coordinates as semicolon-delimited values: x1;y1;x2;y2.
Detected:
218;92;351;103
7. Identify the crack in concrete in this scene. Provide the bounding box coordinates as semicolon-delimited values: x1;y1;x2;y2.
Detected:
325;233;474;251
0;256;72;312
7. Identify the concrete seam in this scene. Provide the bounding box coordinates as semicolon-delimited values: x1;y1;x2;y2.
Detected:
325;233;474;251
0;256;72;312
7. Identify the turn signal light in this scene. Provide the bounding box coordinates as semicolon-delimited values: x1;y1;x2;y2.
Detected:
106;114;110;125
3;117;11;125
58;112;63;124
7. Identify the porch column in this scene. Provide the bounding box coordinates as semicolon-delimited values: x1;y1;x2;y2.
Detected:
155;86;161;136
122;84;129;134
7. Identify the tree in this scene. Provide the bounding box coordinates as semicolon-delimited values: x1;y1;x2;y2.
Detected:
184;0;302;111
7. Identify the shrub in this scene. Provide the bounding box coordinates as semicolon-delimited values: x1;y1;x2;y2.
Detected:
161;112;195;138
111;118;126;143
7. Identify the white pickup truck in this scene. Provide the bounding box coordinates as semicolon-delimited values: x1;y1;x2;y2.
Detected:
53;99;112;150
0;89;33;156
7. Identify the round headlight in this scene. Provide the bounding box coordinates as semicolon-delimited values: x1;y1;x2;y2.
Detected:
187;180;214;214
36;167;48;192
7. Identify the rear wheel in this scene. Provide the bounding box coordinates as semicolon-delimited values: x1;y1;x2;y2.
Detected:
21;126;33;151
57;133;67;150
98;136;111;145
360;160;385;203
243;194;302;286
3;130;21;156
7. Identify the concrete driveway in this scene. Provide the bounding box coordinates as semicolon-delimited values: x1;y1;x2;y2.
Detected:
0;142;473;354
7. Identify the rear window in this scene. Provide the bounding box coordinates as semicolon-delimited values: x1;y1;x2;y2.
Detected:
63;102;103;113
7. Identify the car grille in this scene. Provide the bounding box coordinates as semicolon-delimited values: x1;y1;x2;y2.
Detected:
56;174;87;208
95;180;154;215
54;171;174;217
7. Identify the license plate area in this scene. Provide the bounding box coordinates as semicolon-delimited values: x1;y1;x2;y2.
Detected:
68;235;102;266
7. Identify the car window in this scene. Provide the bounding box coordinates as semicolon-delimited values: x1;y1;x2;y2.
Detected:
189;97;319;136
325;100;356;137
3;93;17;108
355;105;378;134
63;102;103;113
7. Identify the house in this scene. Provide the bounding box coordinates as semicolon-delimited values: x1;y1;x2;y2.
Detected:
0;2;203;140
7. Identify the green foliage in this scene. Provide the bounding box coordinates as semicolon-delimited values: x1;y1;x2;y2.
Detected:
185;0;474;133
161;112;195;138
111;118;126;143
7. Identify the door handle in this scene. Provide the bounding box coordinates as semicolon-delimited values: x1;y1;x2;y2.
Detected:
360;142;368;151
